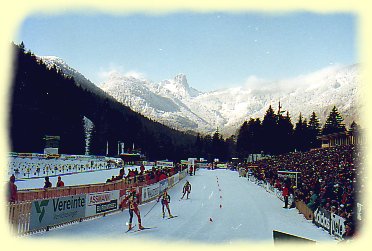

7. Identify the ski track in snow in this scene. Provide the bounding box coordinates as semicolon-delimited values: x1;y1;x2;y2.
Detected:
208;191;214;200
28;169;338;244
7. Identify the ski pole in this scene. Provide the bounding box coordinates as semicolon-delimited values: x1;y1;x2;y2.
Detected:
144;200;159;217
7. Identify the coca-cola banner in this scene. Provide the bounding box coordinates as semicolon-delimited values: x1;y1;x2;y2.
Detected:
331;213;346;239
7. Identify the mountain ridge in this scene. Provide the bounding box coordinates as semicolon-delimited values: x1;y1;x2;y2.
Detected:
39;55;360;137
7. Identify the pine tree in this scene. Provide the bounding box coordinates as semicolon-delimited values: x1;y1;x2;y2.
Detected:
261;105;278;155
308;112;321;148
294;113;305;151
349;121;359;133
195;133;203;156
277;111;294;154
212;128;222;160
322;106;346;135
237;121;249;158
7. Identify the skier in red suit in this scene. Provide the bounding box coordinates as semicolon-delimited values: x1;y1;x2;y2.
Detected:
157;189;173;218
181;180;191;199
121;188;144;230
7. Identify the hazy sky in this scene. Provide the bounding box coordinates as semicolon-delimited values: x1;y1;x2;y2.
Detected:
17;12;356;92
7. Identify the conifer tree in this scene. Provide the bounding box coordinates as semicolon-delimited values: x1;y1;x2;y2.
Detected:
322;106;346;135
261;105;278;155
277;111;294;153
237;121;249;158
308;112;321;148
349;121;359;132
294;113;306;151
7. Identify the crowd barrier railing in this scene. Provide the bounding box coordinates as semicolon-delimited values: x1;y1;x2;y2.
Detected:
8;169;187;236
295;200;314;221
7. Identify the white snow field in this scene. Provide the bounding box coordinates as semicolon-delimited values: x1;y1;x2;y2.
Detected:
15;165;151;190
28;169;337;244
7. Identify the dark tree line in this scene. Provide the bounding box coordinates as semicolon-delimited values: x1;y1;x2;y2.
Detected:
235;102;358;160
193;129;236;162
9;42;197;161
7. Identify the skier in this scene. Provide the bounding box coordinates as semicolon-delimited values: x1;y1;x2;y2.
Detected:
121;188;144;230
157;189;173;218
181;180;191;199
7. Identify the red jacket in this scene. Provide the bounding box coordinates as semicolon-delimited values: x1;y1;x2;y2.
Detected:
282;187;289;197
159;173;168;181
57;180;65;187
121;192;140;210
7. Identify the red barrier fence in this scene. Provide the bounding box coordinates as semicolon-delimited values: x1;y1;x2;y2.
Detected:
8;169;184;236
16;171;175;202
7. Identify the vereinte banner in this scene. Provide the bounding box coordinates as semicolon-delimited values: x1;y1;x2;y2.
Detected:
29;194;86;231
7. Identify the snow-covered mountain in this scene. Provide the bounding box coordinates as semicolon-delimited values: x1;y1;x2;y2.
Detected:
38;56;102;93
101;65;360;136
39;55;360;137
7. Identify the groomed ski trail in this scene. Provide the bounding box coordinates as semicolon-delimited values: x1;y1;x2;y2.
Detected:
30;169;337;244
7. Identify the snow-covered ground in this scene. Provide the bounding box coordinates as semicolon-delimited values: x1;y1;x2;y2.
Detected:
27;169;337;244
16;165;151;190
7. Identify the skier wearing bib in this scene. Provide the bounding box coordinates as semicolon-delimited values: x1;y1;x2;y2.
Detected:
157;189;173;218
181;180;191;199
121;188;144;230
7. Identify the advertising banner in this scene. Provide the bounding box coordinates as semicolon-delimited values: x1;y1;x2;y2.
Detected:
357;203;363;221
313;207;331;234
277;171;301;187
156;161;173;168
142;183;160;202
197;163;209;168
331;213;346;239
179;169;187;180
29;195;86;231
85;190;120;217
173;173;179;184
159;179;169;192
216;163;227;169
168;176;175;187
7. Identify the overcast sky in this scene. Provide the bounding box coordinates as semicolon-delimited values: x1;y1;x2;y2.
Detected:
17;11;356;92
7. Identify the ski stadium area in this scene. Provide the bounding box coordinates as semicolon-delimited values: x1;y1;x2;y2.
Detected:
27;168;336;244
7;148;362;245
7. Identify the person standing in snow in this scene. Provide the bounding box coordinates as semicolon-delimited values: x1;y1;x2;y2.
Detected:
282;183;289;208
181;180;191;199
189;165;193;176
157;189;173;218
121;188;144;230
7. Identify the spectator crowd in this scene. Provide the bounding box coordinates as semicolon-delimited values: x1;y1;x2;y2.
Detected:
106;163;182;185
242;144;363;239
